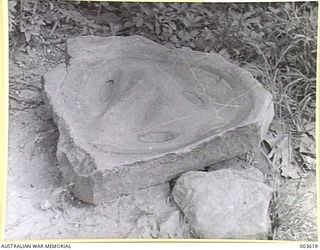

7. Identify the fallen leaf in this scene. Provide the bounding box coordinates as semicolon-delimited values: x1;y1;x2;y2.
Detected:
304;121;315;139
280;161;301;179
298;133;315;157
301;154;316;171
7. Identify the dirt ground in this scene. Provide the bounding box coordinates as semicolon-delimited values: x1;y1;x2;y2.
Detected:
5;38;318;240
6;43;150;239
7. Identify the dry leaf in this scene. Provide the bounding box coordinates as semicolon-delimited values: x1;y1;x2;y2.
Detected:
280;161;301;179
301;155;316;171
298;134;315;157
303;121;315;138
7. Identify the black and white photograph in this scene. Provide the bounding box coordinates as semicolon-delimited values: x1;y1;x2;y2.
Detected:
4;1;318;241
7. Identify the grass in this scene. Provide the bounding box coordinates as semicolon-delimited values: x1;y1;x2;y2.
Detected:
271;190;317;241
10;1;317;132
224;2;317;132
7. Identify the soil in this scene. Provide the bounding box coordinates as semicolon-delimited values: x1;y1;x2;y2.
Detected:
5;42;132;239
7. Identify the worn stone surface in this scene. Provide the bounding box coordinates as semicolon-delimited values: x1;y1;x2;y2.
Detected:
172;169;273;239
43;35;274;203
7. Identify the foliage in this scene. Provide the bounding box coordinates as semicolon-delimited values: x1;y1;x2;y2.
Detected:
92;2;317;131
10;1;311;132
8;0;17;32
9;0;46;42
271;191;317;241
9;0;98;43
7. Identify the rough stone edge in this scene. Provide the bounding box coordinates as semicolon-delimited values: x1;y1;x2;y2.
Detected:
41;65;97;202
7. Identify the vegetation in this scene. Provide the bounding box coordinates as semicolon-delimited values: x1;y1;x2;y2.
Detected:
8;0;318;240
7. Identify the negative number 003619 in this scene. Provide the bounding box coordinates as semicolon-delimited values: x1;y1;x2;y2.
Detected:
300;244;318;248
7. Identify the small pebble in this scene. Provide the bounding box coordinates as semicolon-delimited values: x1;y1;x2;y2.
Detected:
40;199;52;210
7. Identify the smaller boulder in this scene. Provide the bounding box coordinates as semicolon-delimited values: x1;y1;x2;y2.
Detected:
172;169;273;239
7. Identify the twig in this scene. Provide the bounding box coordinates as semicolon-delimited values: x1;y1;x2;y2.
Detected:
288;132;291;169
97;2;102;17
259;147;279;174
5;214;36;233
9;94;43;105
32;0;38;15
10;80;42;91
296;175;303;191
39;38;66;45
29;142;37;161
49;20;60;37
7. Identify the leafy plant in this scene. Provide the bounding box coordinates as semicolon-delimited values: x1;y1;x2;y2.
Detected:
8;0;17;32
9;0;99;44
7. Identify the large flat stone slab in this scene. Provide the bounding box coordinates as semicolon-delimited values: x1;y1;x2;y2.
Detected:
42;35;274;203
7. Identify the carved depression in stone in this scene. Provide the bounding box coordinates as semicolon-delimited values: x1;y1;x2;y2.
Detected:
43;36;274;203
